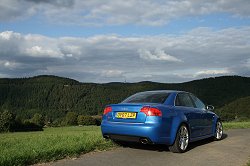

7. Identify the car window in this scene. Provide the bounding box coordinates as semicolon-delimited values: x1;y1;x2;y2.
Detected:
122;92;170;104
175;93;195;107
189;94;205;110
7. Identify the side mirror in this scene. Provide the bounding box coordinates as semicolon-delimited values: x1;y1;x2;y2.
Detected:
206;105;214;111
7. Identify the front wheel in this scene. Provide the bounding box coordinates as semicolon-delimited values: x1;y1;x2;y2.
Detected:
169;124;189;153
214;120;223;140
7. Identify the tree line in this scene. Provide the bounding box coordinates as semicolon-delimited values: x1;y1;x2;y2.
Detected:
0;110;101;132
0;75;250;130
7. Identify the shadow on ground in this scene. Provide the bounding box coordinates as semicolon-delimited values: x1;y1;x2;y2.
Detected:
116;133;228;152
187;133;227;151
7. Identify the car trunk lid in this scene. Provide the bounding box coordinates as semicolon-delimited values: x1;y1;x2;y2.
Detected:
108;103;148;123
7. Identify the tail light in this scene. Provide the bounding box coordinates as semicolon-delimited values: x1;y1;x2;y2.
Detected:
103;106;112;115
140;106;162;116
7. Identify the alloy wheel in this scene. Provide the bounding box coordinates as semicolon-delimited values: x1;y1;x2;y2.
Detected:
178;125;189;151
216;121;223;140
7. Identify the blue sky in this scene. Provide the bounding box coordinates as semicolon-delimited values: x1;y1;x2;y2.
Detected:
0;0;250;83
2;13;250;37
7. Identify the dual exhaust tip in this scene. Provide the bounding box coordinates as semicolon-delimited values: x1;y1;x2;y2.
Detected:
103;135;150;144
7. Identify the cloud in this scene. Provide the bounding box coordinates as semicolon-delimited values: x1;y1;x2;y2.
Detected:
25;46;63;58
0;31;21;40
138;49;182;62
0;60;18;69
1;0;250;25
0;27;249;82
24;0;74;7
194;69;231;77
246;58;250;68
101;70;124;78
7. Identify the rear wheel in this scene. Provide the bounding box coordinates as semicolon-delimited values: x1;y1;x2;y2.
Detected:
169;124;189;153
214;120;223;140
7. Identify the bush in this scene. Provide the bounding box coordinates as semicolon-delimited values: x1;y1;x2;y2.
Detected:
93;116;102;126
77;115;96;125
30;113;44;127
63;112;78;126
11;120;43;132
0;111;43;132
51;118;64;127
0;110;14;132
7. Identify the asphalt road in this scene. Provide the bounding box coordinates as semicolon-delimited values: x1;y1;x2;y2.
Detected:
41;129;250;166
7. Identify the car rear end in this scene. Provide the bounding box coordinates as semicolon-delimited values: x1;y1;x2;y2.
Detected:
101;91;174;144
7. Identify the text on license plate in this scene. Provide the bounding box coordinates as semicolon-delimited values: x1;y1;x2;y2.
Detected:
116;112;136;119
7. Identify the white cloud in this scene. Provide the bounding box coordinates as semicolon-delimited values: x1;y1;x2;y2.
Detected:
1;0;250;26
0;60;18;69
0;0;35;21
59;45;82;57
0;31;21;40
25;46;63;58
138;49;182;62
101;70;124;77
195;69;231;76
0;27;249;82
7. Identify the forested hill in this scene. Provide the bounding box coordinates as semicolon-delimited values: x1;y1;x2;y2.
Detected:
0;75;249;120
217;96;250;121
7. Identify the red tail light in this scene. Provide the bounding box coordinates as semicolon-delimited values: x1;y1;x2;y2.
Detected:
140;107;162;116
103;106;112;115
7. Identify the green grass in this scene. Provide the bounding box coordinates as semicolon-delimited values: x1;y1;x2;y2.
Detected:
0;126;115;166
223;121;250;130
1;122;250;166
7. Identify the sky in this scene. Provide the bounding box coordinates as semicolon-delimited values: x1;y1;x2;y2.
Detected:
0;0;250;83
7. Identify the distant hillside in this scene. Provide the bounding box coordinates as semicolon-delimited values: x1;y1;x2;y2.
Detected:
0;75;79;84
0;75;249;121
216;96;250;121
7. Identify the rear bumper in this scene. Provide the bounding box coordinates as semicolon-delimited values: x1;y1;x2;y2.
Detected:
101;121;172;144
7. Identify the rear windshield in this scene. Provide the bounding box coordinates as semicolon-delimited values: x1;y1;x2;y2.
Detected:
122;92;170;104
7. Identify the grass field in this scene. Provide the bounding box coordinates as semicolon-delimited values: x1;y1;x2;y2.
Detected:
223;121;250;130
1;122;250;166
0;126;115;166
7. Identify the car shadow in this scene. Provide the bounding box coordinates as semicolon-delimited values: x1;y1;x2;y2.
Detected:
120;142;170;152
187;133;228;151
117;133;228;152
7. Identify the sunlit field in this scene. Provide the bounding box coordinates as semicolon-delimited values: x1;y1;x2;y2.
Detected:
1;121;250;166
0;126;115;166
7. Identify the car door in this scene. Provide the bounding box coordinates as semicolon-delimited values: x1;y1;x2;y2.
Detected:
175;93;202;138
189;94;213;135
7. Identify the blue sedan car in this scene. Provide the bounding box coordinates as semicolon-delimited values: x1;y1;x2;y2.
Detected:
101;90;223;153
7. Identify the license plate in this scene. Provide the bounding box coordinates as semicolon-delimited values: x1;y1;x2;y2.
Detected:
116;112;136;119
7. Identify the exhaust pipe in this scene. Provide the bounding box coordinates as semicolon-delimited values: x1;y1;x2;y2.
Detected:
140;138;149;144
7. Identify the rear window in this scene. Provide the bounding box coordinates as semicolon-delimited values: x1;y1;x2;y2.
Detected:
122;92;170;104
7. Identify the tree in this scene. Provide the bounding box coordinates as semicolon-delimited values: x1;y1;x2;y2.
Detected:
64;112;77;125
77;115;96;126
30;113;44;127
0;110;13;132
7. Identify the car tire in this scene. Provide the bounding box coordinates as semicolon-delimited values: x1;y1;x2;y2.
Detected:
214;120;223;141
169;124;189;153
